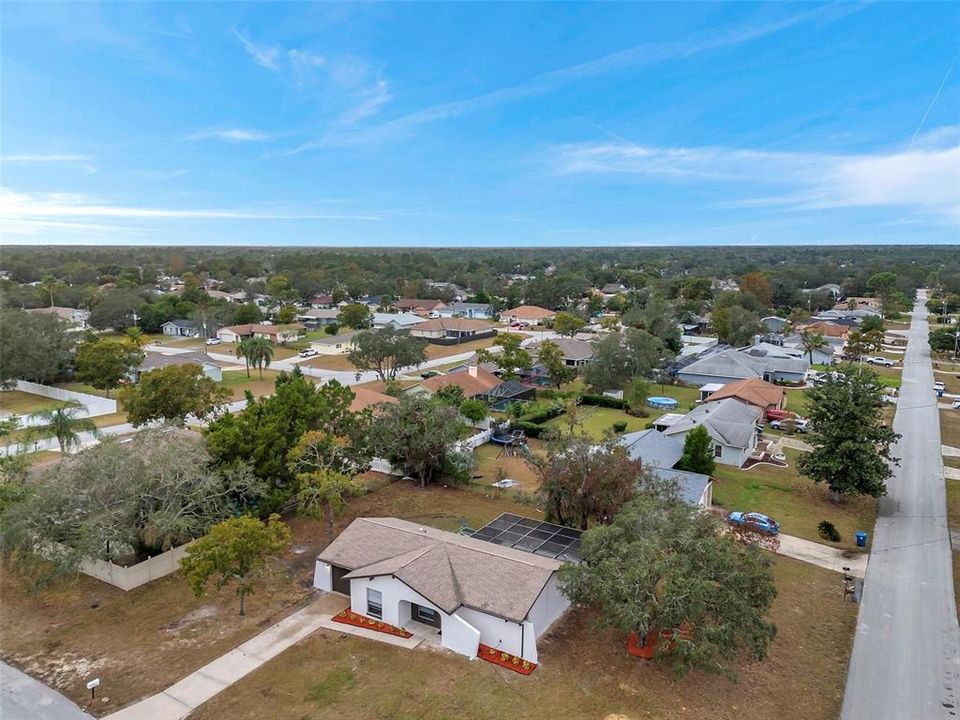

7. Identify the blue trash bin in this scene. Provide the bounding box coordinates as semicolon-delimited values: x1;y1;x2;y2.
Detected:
937;389;945;398
855;531;868;548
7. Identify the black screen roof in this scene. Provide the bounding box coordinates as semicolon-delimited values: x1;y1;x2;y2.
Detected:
470;513;582;562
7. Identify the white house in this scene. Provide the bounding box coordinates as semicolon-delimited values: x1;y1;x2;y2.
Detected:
160;319;198;338
371;312;425;330
135;351;222;382
662;398;762;468
437;302;494;320
309;331;357;355
26;306;90;331
314;517;572;664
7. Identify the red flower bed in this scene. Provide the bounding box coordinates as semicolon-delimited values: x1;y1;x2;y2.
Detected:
477;643;537;675
332;609;413;639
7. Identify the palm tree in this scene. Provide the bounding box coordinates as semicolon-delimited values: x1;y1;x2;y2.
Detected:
124;327;147;348
799;329;826;364
236;337;255;378
30;401;98;455
247;337;274;380
38;274;63;307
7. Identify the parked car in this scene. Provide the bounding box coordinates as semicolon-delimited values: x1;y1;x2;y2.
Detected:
491;478;519;489
205;338;221;345
952;399;960;410
935;381;946;392
421;370;441;379
867;356;895;367
728;511;780;536
765;407;796;422
298;348;319;358
771;418;809;433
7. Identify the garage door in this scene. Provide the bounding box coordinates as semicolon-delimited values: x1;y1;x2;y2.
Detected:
331;565;351;595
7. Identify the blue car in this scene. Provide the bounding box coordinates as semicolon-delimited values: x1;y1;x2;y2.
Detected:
728;511;780;536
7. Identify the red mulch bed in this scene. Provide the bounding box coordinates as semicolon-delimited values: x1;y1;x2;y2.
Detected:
332;609;413;638
477;643;537;675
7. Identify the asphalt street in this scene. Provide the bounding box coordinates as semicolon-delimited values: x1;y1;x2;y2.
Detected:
841;291;960;720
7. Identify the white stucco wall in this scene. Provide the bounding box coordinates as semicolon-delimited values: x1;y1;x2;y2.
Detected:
526;575;570;639
455;606;523;658
314;560;332;591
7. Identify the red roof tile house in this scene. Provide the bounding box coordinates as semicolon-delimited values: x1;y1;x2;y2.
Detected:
501;305;556;326
216;323;305;344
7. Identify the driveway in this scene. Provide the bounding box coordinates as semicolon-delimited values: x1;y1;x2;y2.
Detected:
841;291;960;720
0;662;92;720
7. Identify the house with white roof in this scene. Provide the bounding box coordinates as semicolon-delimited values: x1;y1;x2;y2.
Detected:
371;312;425;329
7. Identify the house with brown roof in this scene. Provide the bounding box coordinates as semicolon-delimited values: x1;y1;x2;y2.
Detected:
410;358;501;399
392;298;448;316
216;323;305;344
408;318;497;344
701;378;785;411
798;320;850;339
500;305;556;326
349;387;398;413
314;517;571;664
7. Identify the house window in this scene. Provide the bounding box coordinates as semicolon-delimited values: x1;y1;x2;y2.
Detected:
416;606;438;623
714;445;723;458
367;588;382;619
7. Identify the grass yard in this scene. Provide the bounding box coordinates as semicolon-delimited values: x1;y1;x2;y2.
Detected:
783;387;810;417
423;336;498;361
301;354;358;371
941;408;960;449
218;368;293;400
472;439;545;492
933;369;960;396
0;390;65;416
191;556;856;720
54;382;114;399
712;449;877;552
544;405;649;441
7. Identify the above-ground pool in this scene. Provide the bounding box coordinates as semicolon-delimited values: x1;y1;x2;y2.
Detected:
648;396;679;410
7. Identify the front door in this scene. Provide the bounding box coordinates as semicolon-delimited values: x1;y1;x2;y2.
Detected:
411;603;441;629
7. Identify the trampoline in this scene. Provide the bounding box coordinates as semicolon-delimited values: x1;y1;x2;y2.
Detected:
648;396;679;410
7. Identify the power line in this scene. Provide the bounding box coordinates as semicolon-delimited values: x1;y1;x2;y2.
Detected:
908;47;960;150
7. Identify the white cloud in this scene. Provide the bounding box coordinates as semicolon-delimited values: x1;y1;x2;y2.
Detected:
1;153;91;163
188;128;273;142
231;28;280;70
551;128;960;225
139;169;189;181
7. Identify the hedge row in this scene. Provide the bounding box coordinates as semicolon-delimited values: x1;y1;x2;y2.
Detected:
580;393;629;410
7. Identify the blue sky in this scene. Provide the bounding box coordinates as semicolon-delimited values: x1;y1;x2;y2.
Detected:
1;1;958;247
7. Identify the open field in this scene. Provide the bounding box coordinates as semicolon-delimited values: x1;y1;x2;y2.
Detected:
191;556;856;720
712;449;877;552
0;390;64;416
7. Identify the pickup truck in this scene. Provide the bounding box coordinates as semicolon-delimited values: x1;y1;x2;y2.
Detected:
867;356;895;367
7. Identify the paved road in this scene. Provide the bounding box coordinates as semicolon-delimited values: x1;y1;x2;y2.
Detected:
841;291;960;720
0;661;93;720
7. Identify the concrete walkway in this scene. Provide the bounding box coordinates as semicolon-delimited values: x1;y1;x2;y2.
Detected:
777;533;868;578
773;436;814;453
103;594;424;720
0;662;93;720
944;444;960;458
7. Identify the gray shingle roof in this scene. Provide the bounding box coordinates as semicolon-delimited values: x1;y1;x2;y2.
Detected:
663;398;761;449
530;338;594;362
618;429;684;468
321;517;559;623
653;467;712;506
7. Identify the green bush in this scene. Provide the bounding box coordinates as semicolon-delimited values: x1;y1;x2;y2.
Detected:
512;420;551;438
580;393;628;409
612;421;628;433
817;520;841;543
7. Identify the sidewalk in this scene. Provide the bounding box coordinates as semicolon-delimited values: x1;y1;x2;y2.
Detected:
777;533;868;578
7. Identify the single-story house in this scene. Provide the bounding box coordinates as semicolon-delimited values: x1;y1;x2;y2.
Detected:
617;429;712;508
529;338;594;368
161;319;199;338
599;282;627;298
662;398;762;468
409;318;496;344
760;316;788;334
780;335;836;365
134;352;222;382
478;379;537;406
26;306;90;330
797;320;849;340
310;294;335;309
500;305;556;326
410;362;501;399
676;348;808;386
835;297;880;311
392;299;447;316
309;331;357;355
701;378;785;411
349;387;398;413
216;323;305;344
372;312;425;330
802;283;843;298
437;302;494;320
426;282;469;301
297;308;341;328
314;516;571;664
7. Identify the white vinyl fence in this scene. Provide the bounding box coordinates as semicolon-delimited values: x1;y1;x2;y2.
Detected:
79;542;194;591
3;381;117;429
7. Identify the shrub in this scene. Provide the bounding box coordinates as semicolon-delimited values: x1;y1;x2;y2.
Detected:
817;520;841;543
512;420;550;438
324;322;340;335
612;421;628;433
580;393;628;409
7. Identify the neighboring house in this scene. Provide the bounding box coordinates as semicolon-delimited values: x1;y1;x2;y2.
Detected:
679;315;710;335
760;316;788;334
393;299;448;316
296;308;341;328
701;378;785;411
797;320;849;340
314;516;573;664
662;399;762;468
780;335;836;365
26;306;90;331
372;312;425;330
599;282;627;298
679;335;719;358
500;305;556;326
309;331;357;355
529;338;594;368
677;348;809;386
478;379;537;407
426;281;469;301
135;352;222;382
802;283;843;298
836;296;880;311
309;294;335;309
437;302;494;320
409;318;497;344
216;323;305;344
349;387;398;413
410;361;501;399
160;319;198;338
617;429;713;508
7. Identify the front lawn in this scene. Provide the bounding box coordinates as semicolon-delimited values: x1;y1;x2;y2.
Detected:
218;368;292;400
0;390;65;415
783;388;810;417
711;449;877;552
423;336;498;360
301;354;357;371
941;408;960;449
190;555;856;720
